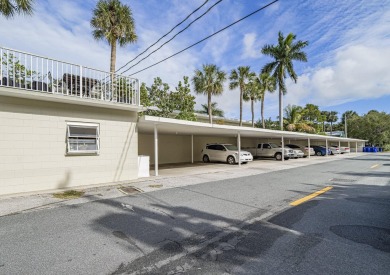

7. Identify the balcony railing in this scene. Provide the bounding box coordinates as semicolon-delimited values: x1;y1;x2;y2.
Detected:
0;46;140;106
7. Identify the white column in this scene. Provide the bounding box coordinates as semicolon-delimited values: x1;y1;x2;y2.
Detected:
237;132;241;167
326;138;328;157
308;138;311;159
355;142;358;154
154;124;158;176
338;140;341;156
191;134;194;164
348;141;351;154
281;135;285;162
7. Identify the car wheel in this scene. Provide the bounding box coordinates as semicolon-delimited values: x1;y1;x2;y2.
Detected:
275;153;282;161
202;155;210;163
227;156;235;165
316;151;322;156
303;156;307;158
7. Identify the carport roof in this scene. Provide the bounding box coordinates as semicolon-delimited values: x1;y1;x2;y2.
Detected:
138;116;366;143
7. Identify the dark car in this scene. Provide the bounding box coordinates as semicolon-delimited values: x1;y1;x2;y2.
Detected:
311;145;331;156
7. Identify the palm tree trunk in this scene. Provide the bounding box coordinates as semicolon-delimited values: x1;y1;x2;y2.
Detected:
279;87;283;130
251;99;254;127
239;88;243;127
261;96;265;128
110;41;117;74
208;92;212;124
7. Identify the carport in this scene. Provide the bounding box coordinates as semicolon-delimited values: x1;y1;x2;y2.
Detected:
138;116;366;176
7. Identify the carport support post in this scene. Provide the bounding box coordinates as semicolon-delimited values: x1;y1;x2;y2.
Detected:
281;135;285;162
191;134;194;164
338;140;341;156
326;139;328;157
355;142;358;154
237;132;241;167
348;141;351;154
308;138;311;159
154;124;158;176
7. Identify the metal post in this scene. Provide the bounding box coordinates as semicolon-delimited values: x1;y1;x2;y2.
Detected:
338;140;341;156
154;124;158;176
237;132;241;167
281;135;285;162
79;65;83;98
326;139;328;157
355;142;358;154
191;134;194;164
345;114;347;138
308;138;311;159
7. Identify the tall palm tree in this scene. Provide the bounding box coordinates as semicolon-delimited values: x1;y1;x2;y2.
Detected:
197;102;225;117
192;64;226;124
229;66;255;126
243;73;260;127
261;31;309;130
258;72;276;128
0;0;33;18
284;104;315;133
91;0;137;74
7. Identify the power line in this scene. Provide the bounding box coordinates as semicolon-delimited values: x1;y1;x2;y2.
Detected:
121;0;224;74
116;0;210;74
128;0;279;76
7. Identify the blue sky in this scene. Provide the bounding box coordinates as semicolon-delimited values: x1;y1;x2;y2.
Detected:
1;0;389;122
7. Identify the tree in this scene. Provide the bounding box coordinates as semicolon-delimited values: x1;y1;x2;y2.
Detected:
192;64;226;124
320;111;329;132
261;31;309;130
197;102;224;117
171;76;196;121
284;104;315;133
258;72;276;128
91;0;137;74
326;111;338;134
229;66;255;126
243;73;260;127
302;104;321;122
146;77;174;117
0;0;33;18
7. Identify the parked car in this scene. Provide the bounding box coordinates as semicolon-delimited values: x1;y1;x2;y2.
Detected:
285;144;315;158
311;145;331;156
201;144;253;164
338;146;350;154
330;146;341;155
291;149;304;158
244;143;294;161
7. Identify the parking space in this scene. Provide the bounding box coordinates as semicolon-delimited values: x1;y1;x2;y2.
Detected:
138;116;365;177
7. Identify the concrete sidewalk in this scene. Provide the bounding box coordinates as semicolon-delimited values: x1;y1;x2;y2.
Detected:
0;153;365;217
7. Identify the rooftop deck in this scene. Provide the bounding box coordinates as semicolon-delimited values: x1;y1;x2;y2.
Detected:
0;47;140;106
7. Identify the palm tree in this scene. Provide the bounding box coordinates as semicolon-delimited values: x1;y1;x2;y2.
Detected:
0;0;33;18
91;0;137;74
197;102;225;117
192;64;226;124
261;31;309;130
258;72;276;128
327;111;338;135
243;73;260;127
284;104;315;133
229;66;255;126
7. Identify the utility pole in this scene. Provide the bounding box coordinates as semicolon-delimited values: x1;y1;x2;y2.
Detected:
345;113;347;138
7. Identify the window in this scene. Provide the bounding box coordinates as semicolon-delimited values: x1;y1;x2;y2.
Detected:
67;122;99;154
263;144;271;149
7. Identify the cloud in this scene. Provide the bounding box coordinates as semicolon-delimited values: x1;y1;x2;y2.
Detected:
241;33;260;59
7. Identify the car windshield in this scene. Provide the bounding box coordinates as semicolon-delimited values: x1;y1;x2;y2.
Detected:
224;145;238;150
269;143;279;148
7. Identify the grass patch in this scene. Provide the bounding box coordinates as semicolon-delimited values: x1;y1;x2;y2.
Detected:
148;184;163;188
53;190;85;199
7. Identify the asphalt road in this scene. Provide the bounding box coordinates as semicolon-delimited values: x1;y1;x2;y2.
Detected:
0;154;389;274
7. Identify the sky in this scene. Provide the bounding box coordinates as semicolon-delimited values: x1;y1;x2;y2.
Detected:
1;0;389;122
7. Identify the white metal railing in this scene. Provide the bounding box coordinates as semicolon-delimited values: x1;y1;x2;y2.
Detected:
0;46;140;105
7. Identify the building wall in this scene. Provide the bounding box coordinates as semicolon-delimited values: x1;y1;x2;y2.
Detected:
0;95;138;196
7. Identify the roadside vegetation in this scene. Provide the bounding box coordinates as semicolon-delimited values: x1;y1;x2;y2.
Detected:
53;190;85;200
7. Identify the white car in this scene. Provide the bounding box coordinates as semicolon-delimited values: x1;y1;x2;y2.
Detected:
291;149;304;158
330;146;341;155
201;144;253;164
338;146;351;154
285;144;315;157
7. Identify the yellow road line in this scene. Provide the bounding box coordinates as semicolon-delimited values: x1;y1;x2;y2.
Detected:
370;164;380;169
290;186;333;206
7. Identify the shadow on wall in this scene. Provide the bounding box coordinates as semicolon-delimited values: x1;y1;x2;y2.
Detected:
113;124;136;182
57;170;72;189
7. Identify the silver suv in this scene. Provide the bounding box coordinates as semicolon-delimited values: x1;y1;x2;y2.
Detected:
201;144;253;164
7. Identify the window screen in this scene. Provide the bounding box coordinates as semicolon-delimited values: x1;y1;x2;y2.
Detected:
67;123;99;154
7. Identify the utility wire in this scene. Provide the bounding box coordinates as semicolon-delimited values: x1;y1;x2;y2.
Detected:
128;0;279;76
121;0;224;74
115;0;210;73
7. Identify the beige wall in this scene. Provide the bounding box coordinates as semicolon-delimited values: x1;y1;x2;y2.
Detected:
0;95;139;196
